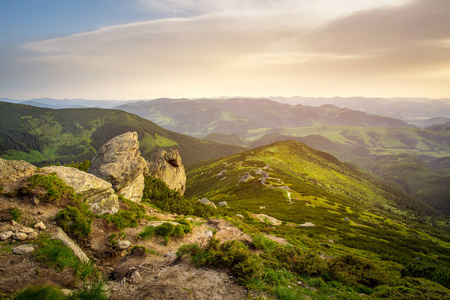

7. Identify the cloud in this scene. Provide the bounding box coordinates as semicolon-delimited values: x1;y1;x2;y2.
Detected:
12;0;450;99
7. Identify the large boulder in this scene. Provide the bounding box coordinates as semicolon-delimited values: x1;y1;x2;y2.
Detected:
147;149;186;195
43;166;119;215
0;159;37;193
88;132;148;202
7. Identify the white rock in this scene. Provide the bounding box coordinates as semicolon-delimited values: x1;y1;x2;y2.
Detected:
19;227;34;234
34;221;46;230
218;201;228;207
27;231;38;239
0;231;13;241
117;240;131;250
130;271;142;283
205;230;213;238
13;244;35;255
12;232;28;240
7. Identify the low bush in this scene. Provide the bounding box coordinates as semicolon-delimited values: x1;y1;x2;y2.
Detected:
138;226;156;240
100;195;146;229
142;176;217;217
328;254;387;288
178;238;261;284
55;204;93;241
401;260;450;289
10;285;65;300
67;280;108;300
10;207;22;222
20;173;77;203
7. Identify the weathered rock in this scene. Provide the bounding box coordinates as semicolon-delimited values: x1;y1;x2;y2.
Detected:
344;217;350;222
117;240;131;250
0;231;13;241
235;214;244;219
19;227;34;234
89;132;149;202
298;222;315;227
52;227;90;263
12;232;28;240
255;214;282;226
198;198;217;209
13;244;35;255
27;231;38;239
205;230;214;238
130;270;142;283
42;166;119;215
147;149;186;195
0;158;37;193
34;221;46;231
219;201;228;207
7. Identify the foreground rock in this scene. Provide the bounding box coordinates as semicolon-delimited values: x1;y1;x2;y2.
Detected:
43;166;119;215
0;159;37;193
89;132;148;202
147;149;186;195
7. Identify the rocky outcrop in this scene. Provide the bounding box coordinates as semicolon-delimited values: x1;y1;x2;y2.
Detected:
147;149;186;195
0;158;37;193
89;132;148;202
198;198;217;208
43;166;119;215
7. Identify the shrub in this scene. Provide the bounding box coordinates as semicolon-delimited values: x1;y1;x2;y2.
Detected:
155;222;175;245
328;254;387;288
10;285;65;300
65;160;91;173
67;280;108;300
100;195;146;229
10;207;22;222
102;210;138;229
142;176;217;217
138;226;155;240
179;238;260;284
401;260;450;289
56;204;93;240
253;234;278;252
20;173;77;203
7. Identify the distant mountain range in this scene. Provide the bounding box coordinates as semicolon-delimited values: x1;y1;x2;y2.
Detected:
270;96;450;126
0;102;242;166
117;98;410;137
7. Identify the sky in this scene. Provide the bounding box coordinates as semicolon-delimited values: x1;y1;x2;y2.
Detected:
1;0;450;100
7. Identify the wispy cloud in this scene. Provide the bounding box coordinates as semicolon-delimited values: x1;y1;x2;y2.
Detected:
11;0;450;99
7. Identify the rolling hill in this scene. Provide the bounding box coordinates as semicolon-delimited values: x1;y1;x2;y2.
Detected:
0;102;243;166
117;98;410;137
185;141;450;290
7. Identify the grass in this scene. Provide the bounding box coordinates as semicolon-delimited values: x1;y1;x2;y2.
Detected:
33;235;96;280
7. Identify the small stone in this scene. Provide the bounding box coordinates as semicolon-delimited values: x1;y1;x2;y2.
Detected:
61;289;72;297
164;252;176;259
218;201;228;207
11;220;18;226
12;232;28;241
117;240;131;250
27;231;38;240
344;217;349;222
0;231;13;241
328;239;334;243
34;221;46;231
205;230;213;238
19;227;34;234
235;214;244;219
130;271;142;283
13;244;35;255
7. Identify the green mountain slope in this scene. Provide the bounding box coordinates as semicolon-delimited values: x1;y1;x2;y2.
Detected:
118;98;410;137
185;140;450;293
0;102;243;166
186;140;436;220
